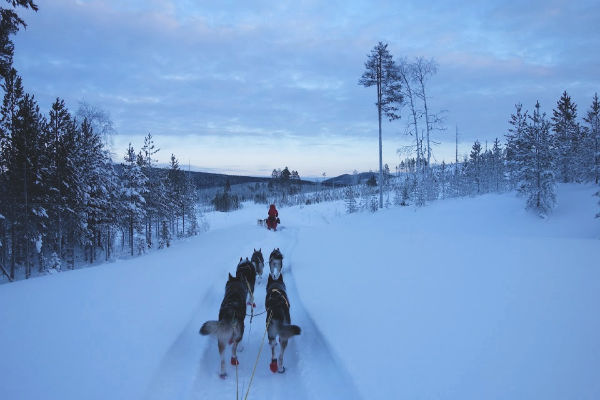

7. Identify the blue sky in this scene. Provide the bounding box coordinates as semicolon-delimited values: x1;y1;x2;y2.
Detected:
12;0;600;177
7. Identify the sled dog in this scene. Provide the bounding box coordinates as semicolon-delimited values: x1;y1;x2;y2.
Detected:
268;248;283;280
251;248;265;279
236;257;257;307
265;272;301;373
199;273;246;378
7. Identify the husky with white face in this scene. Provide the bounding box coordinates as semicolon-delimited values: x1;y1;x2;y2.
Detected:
265;248;300;373
268;248;283;279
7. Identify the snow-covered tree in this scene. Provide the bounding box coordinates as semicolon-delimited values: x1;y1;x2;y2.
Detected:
0;67;24;277
46;98;73;261
583;93;600;184
490;138;505;192
8;92;49;277
121;143;148;256
467;140;482;194
78;118;118;264
344;186;358;214
552;91;580;182
506;104;528;190
522;101;556;216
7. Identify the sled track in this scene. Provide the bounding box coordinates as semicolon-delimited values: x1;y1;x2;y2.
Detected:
143;225;361;400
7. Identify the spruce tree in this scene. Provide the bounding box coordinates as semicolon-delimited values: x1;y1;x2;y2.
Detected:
9;93;48;277
522;101;556;216
468;140;482;194
344;186;357;214
491;138;504;192
552;91;580;182
506;104;528;190
0;67;23;276
583;93;600;184
0;0;38;80
46;98;72;259
166;153;183;235
121;143;148;256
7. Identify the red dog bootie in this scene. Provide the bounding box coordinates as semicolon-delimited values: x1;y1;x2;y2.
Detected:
269;359;278;373
231;357;239;366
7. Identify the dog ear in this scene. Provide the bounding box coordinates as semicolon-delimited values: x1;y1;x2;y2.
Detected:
228;273;233;280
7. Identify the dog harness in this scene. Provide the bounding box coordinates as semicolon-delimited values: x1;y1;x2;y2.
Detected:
268;288;290;309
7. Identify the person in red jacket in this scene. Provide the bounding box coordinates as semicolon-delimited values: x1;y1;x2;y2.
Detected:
266;204;280;231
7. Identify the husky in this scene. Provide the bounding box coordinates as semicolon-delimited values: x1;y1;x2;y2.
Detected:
199;273;247;378
251;248;265;280
236;257;256;307
268;248;283;279
265;249;301;373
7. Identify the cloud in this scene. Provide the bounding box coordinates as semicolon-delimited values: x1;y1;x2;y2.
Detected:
10;0;600;174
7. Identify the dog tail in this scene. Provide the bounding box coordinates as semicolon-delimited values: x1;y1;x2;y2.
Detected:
278;324;301;340
200;320;239;342
199;320;219;336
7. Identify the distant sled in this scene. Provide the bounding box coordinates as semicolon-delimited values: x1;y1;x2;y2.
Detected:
257;218;284;231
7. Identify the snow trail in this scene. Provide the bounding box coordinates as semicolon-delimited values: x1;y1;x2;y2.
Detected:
144;223;361;400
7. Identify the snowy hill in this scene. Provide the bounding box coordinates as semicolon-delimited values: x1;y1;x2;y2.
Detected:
1;184;598;400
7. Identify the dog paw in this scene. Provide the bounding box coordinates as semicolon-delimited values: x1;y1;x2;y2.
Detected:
269;359;278;373
219;372;227;379
231;357;239;366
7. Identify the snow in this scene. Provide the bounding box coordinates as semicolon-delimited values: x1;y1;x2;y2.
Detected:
0;184;599;400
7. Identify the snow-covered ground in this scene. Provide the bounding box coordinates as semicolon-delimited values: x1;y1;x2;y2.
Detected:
1;184;598;399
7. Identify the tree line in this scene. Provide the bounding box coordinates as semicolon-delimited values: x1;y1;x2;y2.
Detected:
366;91;600;217
359;42;598;217
0;83;199;280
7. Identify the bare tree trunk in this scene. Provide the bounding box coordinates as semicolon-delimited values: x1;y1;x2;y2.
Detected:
24;163;30;279
413;57;438;175
401;63;420;170
10;205;15;279
129;214;134;256
0;261;12;281
377;56;384;209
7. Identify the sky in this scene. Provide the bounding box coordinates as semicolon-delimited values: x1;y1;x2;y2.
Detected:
11;0;600;177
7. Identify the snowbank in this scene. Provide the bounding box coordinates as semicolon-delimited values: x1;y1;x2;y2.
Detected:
293;184;600;399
